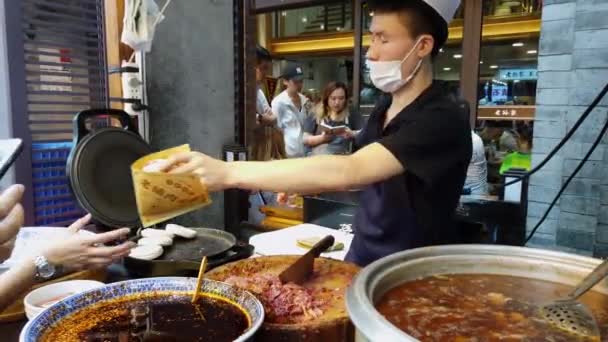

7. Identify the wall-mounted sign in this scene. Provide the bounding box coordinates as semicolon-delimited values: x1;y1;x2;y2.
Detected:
491;83;508;103
478;105;536;121
499;68;538;81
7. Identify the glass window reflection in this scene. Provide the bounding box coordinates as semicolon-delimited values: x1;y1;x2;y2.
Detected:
273;2;353;39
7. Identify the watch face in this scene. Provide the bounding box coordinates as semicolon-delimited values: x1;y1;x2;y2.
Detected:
35;256;56;279
39;263;55;278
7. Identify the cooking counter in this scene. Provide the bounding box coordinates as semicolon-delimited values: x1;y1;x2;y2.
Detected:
304;191;527;246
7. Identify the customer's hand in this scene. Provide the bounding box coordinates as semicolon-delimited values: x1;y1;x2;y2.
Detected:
42;214;135;271
321;131;335;143
165;152;229;192
339;128;356;140
0;185;25;261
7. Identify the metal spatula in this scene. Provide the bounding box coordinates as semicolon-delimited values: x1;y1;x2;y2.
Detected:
541;258;608;339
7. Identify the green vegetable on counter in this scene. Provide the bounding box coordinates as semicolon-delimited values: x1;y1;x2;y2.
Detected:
296;236;345;252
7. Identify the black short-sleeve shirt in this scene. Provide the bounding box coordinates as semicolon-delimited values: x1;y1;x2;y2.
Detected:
346;81;472;266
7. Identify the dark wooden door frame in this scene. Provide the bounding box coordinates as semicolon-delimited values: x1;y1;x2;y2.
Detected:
460;0;483;127
352;0;363;111
234;0;258;146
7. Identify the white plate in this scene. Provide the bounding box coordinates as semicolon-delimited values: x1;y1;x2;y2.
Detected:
23;280;105;320
249;224;353;261
0;227;95;271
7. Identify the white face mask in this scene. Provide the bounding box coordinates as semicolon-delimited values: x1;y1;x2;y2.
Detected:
367;38;423;93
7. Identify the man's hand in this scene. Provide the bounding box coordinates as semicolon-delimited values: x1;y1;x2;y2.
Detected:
165;152;231;192
0;185;25;261
259;108;276;126
42;214;135;271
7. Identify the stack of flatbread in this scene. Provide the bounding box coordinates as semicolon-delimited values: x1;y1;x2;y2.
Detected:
129;224;198;260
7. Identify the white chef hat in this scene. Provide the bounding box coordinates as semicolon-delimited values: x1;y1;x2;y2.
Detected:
423;0;461;24
368;0;461;53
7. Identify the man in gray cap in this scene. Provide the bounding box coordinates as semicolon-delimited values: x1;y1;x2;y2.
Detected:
165;0;471;266
271;63;310;158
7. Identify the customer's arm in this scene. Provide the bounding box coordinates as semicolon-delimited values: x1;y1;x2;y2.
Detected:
303;132;332;147
0;209;134;312
259;108;276;125
166;142;404;193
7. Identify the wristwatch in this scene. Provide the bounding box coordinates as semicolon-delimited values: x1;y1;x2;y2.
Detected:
34;255;56;280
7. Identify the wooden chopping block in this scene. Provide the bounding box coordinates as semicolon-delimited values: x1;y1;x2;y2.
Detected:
206;255;359;342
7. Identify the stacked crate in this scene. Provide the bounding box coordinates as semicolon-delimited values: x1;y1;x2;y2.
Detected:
31;142;84;226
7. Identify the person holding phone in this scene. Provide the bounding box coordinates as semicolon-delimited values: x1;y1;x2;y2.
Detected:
162;0;470;267
0;185;135;311
303;81;359;156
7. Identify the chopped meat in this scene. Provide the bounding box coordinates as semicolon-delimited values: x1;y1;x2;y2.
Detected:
225;274;323;323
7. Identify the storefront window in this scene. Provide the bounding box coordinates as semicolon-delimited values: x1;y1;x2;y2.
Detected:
477;36;539;109
475;0;541;195
433;42;464;97
273;2;353;39
482;0;541;18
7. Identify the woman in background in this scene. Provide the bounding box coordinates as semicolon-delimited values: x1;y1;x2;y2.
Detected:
303;81;357;156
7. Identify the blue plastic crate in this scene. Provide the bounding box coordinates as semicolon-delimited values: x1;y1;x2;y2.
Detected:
31;142;83;226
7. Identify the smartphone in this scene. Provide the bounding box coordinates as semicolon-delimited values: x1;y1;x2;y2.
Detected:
0;139;24;180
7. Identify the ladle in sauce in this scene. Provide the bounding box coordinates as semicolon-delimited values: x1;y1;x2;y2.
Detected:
541;258;608;339
192;256;208;303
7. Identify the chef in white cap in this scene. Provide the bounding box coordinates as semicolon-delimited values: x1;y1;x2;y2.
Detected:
164;0;472;266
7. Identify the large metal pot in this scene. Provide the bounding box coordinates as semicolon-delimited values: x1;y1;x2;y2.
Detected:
346;244;608;341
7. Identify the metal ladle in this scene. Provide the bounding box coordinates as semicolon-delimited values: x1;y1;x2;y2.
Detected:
541;258;608;339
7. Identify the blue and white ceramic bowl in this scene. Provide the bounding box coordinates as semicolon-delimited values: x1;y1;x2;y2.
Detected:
20;277;265;342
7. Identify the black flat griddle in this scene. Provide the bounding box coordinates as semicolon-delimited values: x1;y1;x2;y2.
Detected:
163;228;236;259
124;227;254;277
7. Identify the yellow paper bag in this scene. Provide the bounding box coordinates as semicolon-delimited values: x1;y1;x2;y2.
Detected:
131;144;211;227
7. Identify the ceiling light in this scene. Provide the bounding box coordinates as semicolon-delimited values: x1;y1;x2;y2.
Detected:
512;42;524;47
439;48;444;53
453;54;462;59
527;50;537;54
281;11;287;17
490;65;499;69
301;17;308;23
443;67;451;71
480;61;484;64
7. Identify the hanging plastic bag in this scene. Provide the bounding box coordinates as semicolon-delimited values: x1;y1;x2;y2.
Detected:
121;0;170;53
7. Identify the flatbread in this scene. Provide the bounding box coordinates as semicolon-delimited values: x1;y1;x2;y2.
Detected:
141;228;174;239
166;224;197;239
129;245;163;260
138;236;173;247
